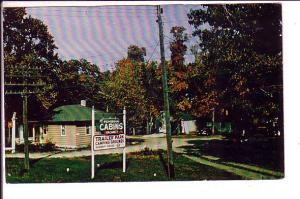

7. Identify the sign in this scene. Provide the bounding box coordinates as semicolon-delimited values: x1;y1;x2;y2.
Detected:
93;134;125;150
97;118;123;135
93;118;125;150
91;107;127;179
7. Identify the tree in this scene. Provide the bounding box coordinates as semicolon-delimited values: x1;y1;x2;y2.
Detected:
127;45;146;62
168;26;190;117
4;8;60;121
105;58;147;130
141;61;163;133
188;4;283;135
170;26;188;69
105;45;165;133
54;59;106;109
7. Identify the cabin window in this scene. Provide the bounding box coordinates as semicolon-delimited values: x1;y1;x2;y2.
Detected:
86;126;92;135
60;125;66;136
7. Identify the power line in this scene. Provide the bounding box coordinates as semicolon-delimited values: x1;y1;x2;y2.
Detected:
28;6;156;12
164;35;174;42
146;40;160;64
27;7;157;16
29;10;157;15
30;13;155;18
84;53;106;59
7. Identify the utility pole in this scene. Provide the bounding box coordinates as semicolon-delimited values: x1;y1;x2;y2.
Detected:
5;65;45;171
156;5;175;179
22;93;29;170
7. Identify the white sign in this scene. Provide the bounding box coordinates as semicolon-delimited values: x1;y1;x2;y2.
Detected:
93;134;125;150
91;107;127;179
98;119;123;135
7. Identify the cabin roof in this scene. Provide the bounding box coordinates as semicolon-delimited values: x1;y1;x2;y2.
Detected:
48;104;116;122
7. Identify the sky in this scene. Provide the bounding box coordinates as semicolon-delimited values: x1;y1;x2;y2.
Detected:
26;4;203;71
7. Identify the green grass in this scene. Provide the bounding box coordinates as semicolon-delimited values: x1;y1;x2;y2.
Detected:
184;155;283;180
181;137;284;172
6;151;242;183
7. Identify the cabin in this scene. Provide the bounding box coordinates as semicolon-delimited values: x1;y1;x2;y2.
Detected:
40;103;115;149
5;102;117;151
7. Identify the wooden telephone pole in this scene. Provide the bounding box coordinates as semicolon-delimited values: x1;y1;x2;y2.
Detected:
156;5;175;179
5;66;45;171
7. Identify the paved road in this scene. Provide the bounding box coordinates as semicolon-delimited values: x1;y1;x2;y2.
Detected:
5;135;222;159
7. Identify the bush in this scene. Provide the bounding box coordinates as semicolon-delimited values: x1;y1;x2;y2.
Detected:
139;147;163;156
40;142;56;152
15;142;57;152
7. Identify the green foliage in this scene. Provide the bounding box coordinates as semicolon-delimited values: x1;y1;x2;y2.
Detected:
187;4;283;133
105;45;165;130
104;58;148;128
54;59;106;109
16;142;57;152
127;45;146;62
4;8;58;62
4;8;60;121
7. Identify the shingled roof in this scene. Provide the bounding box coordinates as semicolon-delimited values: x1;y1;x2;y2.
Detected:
48;104;116;122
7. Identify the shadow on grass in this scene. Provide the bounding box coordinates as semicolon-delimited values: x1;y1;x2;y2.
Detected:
94;158;131;175
96;161;123;170
158;151;169;177
179;136;284;172
17;151;63;176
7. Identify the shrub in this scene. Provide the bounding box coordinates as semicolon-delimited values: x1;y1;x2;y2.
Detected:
139;147;163;156
15;142;57;152
40;142;56;152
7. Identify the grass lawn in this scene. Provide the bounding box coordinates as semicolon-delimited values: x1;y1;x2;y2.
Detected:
6;150;242;183
179;136;284;174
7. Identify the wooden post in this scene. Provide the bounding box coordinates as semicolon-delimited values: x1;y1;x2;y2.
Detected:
157;5;175;179
123;107;126;172
19;125;24;143
91;106;95;179
12;112;16;153
23;94;30;171
32;125;36;143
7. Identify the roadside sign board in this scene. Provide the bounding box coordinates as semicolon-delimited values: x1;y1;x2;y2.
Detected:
93;118;125;150
93;134;125;150
91;107;127;179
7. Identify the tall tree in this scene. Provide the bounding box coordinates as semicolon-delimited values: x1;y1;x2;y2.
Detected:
168;26;190;117
4;8;60;121
188;4;283;135
54;59;106;109
105;58;147;129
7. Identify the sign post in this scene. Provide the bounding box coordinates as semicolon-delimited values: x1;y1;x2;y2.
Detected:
12;112;16;153
91;106;95;179
123;107;126;172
